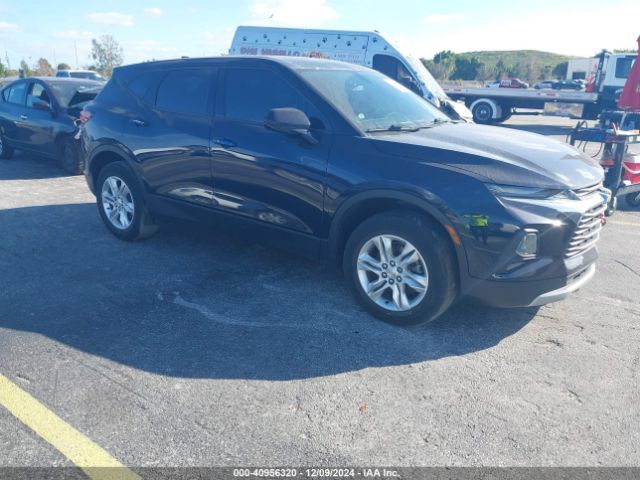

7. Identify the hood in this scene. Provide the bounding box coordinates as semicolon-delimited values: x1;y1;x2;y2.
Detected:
371;123;604;190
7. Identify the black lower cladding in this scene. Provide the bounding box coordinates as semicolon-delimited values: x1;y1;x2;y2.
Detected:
466;247;598;307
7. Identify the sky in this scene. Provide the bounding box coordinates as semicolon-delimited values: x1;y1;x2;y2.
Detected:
0;0;638;70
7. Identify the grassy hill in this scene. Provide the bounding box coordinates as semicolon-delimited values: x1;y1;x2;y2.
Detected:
423;49;583;83
457;50;575;67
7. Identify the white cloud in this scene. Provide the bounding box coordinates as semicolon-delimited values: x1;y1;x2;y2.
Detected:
249;0;337;26
52;30;94;40
397;1;639;59
423;14;460;25
0;21;19;32
144;7;163;16
123;40;178;62
87;12;134;27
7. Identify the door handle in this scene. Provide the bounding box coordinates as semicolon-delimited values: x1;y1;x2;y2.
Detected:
130;119;148;127
19;115;28;121
212;138;236;149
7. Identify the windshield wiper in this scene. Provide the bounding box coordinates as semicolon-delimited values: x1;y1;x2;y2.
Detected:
365;118;453;134
365;124;421;133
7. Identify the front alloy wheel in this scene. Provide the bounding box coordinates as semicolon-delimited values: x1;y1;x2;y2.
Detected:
343;211;458;325
101;176;135;230
357;234;429;311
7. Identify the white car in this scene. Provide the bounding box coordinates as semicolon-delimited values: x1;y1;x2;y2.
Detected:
55;70;106;82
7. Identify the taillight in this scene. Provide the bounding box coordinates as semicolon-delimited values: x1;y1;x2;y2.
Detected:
79;110;92;124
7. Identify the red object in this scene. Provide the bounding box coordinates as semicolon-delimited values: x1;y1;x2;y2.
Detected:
623;154;640;185
617;35;640;110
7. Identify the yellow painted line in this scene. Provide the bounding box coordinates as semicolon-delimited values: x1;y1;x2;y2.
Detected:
0;373;140;480
609;220;640;226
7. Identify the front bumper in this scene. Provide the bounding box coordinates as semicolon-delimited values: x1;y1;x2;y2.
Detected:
527;263;595;307
459;187;605;308
465;248;597;308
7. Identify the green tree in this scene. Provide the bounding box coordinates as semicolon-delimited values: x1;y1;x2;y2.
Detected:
451;56;483;81
91;34;123;77
57;62;72;71
34;58;54;76
0;59;6;77
19;59;32;77
552;61;568;79
495;59;507;80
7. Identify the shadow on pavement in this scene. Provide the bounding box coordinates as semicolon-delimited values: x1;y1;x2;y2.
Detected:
0;203;538;380
0;151;71;180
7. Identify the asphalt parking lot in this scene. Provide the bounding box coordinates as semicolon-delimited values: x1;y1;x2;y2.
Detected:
0;115;639;472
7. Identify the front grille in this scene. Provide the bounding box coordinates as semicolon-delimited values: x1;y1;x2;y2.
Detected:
573;183;601;198
565;201;606;258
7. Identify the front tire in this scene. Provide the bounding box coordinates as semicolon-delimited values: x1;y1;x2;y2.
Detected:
343;212;458;325
0;133;14;159
96;162;158;241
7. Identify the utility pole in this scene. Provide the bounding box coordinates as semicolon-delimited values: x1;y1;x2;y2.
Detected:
74;41;79;69
53;48;57;68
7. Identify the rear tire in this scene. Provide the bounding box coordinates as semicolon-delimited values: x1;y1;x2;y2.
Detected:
472;101;495;124
59;138;84;175
0;133;14;159
343;211;458;325
96;162;158;241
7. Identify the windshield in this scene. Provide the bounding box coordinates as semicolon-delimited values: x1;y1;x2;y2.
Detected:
299;68;449;133
404;55;448;104
47;81;103;107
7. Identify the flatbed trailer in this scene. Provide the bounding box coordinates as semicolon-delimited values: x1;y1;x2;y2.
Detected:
444;52;635;124
444;86;599;123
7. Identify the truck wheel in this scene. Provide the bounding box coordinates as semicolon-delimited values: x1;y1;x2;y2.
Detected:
0;134;14;159
343;211;458;325
625;192;640;207
472;101;494;124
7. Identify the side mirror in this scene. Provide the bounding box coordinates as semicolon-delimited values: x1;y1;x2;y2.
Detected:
33;100;52;112
265;108;318;145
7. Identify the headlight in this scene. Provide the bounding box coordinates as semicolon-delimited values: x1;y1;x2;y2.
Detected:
486;184;576;200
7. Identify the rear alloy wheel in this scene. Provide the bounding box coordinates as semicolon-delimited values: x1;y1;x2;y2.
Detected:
59;138;84;175
96;162;158;241
343;212;458;325
0;134;15;159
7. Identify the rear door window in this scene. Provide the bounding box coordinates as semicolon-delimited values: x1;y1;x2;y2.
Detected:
4;82;27;105
155;69;212;116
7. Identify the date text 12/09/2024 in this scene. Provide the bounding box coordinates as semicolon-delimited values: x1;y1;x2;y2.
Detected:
232;468;400;478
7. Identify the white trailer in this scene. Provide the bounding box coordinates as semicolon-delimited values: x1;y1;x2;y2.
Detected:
445;53;636;124
229;26;472;121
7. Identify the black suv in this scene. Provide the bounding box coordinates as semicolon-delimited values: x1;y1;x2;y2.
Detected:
82;57;607;325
